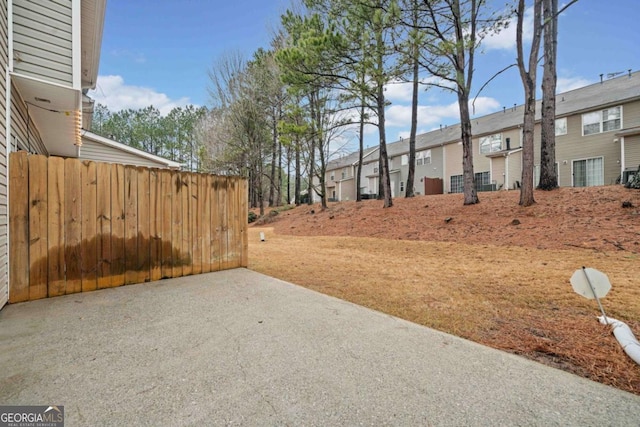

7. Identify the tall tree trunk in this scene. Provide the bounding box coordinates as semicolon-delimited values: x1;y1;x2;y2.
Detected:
406;54;419;198
257;138;265;216
295;137;301;205
268;113;277;207
516;0;542;207
307;94;316;206
378;85;393;208
452;0;478;205
375;21;392;208
286;144;291;205
520;78;537;206
356;102;365;202
539;0;558;190
406;0;420;198
458;90;478;205
277;137;283;206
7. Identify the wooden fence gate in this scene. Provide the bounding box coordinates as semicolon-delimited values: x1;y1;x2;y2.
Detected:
9;152;248;303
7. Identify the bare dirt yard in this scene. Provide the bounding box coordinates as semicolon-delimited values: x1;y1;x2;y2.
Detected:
248;186;640;394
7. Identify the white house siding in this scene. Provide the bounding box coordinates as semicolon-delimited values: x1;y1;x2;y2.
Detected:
10;83;46;154
0;0;8;308
79;138;173;168
12;0;73;87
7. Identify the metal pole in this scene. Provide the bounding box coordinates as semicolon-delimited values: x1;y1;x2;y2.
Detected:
582;266;609;324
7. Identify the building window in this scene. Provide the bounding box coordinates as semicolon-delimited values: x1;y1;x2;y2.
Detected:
373;167;379;174
341;171;346;179
401;154;408;166
582;106;621;135
555;118;567;136
400;181;404;192
416;150;432;166
479;134;502;154
573;157;604;187
475;171;490;186
330;173;334;181
450;175;464;193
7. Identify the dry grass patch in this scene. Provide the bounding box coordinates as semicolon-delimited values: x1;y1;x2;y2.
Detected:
249;227;640;395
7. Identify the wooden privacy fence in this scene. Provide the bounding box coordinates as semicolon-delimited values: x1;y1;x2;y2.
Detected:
9;152;248;303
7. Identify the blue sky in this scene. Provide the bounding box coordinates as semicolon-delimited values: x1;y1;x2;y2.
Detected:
89;0;640;151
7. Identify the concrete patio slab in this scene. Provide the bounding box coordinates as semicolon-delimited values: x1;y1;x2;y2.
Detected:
1;269;639;426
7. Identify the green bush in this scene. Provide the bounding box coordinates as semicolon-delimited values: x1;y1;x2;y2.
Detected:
248;211;258;223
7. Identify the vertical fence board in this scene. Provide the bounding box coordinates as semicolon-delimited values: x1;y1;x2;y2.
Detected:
28;155;48;300
161;171;173;278
96;163;112;289
191;174;202;275
110;163;125;287
137;168;151;283
210;177;221;272
9;152;29;302
232;178;242;267
181;173;192;276
47;156;65;297
81;161;98;293
64;158;82;294
201;174;211;273
240;179;248;267
171;172;183;278
150;169;162;282
219;178;229;270
124;166;138;285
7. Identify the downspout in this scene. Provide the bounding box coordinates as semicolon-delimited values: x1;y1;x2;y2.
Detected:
6;0;14;301
441;144;446;193
505;152;510;190
620;136;625;180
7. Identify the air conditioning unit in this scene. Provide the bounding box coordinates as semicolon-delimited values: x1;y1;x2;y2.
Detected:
622;168;636;184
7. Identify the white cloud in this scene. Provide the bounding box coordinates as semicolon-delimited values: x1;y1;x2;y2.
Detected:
89;75;193;115
385;97;500;128
385;80;414;102
481;6;533;52
385;77;457;102
557;76;592;93
110;49;147;64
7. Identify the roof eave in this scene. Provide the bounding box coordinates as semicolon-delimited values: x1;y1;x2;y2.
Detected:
81;0;107;90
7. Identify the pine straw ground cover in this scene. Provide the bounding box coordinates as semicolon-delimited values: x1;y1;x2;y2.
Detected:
248;186;640;394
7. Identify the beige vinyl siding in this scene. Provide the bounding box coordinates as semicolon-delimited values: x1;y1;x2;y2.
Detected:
10;83;46;154
414;147;444;180
557;107;622;186
0;0;8;307
444;142;463;192
491;157;506;189
12;0;73;87
507;151;522;190
79;138;173;168
624;135;640;171
622;100;640;129
337;178;355;201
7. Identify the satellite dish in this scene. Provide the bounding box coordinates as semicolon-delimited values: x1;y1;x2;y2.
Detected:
570;267;611;299
570;267;611;323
